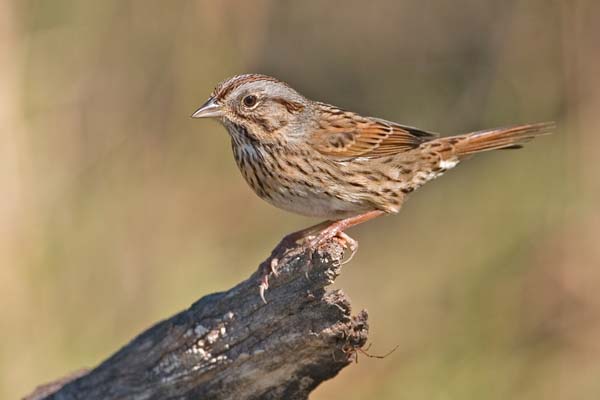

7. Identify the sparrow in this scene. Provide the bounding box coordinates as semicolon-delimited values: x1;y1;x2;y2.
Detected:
192;74;553;301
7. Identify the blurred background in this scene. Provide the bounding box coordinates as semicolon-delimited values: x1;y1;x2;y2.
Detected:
2;1;598;398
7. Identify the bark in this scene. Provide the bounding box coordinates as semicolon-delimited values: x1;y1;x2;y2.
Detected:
26;240;369;400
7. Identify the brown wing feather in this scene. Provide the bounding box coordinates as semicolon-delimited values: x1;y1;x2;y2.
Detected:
309;105;438;159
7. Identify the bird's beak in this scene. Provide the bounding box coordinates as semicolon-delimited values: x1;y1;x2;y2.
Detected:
191;97;223;119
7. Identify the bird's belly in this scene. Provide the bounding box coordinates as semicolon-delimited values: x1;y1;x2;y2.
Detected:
262;187;369;219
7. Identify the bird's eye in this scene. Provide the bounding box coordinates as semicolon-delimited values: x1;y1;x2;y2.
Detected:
242;95;258;108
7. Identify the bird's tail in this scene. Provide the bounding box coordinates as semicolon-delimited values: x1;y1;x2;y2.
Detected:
406;122;554;192
447;122;554;157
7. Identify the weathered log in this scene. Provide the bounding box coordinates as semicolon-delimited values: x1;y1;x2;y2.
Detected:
26;240;369;400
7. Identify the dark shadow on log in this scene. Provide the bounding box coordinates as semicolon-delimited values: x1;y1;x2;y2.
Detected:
26;240;369;400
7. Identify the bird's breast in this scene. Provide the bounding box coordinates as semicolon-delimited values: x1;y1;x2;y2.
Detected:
230;140;373;219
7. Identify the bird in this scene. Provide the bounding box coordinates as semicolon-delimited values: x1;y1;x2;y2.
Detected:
192;73;553;301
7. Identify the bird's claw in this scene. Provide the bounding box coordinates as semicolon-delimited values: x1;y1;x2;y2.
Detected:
335;232;359;265
270;257;279;277
259;274;269;304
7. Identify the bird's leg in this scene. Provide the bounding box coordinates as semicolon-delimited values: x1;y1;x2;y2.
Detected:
308;210;385;250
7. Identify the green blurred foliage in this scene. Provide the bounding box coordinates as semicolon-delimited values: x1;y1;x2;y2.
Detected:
1;1;598;399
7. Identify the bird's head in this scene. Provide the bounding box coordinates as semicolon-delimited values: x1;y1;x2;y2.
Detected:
192;74;310;144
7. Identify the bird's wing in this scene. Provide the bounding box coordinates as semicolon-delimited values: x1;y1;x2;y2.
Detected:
308;105;438;159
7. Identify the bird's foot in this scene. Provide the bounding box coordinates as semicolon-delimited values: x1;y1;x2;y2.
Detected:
257;211;384;303
258;228;359;303
304;230;358;270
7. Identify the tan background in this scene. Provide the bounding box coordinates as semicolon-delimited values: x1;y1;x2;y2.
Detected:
2;1;599;399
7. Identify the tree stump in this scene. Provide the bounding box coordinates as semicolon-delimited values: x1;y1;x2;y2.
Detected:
26;240;369;400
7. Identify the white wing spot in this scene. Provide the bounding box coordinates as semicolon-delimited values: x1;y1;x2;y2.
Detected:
439;159;458;169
